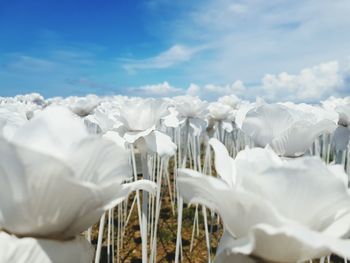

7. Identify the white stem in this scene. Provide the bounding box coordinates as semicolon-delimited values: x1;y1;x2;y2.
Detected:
190;204;198;252
95;212;106;263
150;158;164;263
202;206;211;263
107;209;112;263
175;197;183;263
130;146;143;236
141;153;149;263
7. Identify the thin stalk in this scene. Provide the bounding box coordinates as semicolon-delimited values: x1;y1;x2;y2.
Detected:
95;212;106;263
130;146;143;236
141;152;149;263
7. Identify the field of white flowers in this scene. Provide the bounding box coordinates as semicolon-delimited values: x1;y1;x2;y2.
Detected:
0;93;349;263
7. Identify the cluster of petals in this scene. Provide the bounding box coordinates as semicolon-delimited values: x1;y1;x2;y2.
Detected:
0;106;156;262
178;138;350;262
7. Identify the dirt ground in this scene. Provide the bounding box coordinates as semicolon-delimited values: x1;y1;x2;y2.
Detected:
91;177;223;263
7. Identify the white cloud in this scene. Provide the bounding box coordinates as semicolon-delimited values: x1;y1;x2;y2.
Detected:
129;81;182;96
128;80;247;99
203;80;246;95
125;60;348;103
261;60;348;101
186;83;201;96
127;59;350;102
144;0;350;89
123;44;204;72
4;55;57;72
184;80;248;100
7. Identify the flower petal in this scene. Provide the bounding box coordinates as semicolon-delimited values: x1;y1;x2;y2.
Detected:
177;169;288;238
66;179;157;235
11;106;88;160
242;104;294;147
271;119;336;156
103;130;128;150
142;131;177;157
162;107;180;128
69;136;132;183
237;152;350;232
0;232;93;263
231;223;350;262
215;232;256;263
0;139;108;238
102;179;157;210
123;126;155;144
221;121;233;133
208;138;235;187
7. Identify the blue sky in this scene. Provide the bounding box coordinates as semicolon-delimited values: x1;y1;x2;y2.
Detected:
0;0;349;101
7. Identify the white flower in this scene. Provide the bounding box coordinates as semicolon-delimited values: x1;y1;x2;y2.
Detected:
218;95;242;110
0;106;156;239
165;96;208;136
174;96;208;119
331;104;350;152
336;104;350;126
207;102;235;133
241;104;336;156
208;102;233;121
84;109;116;134
178;139;350;262
280;101;339;124
49;95;100;117
115;98;176;157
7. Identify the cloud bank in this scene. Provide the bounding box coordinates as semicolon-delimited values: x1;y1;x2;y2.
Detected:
129;59;350;102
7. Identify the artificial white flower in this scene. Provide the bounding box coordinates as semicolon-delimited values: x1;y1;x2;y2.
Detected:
0;106;156;239
178;139;350;262
115;98;176;157
241;104;336;156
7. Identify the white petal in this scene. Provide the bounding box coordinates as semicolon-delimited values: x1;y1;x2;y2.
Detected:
116;98;169;131
103;130;128;150
0;139;129;238
0;232;93;263
70;136;132;183
123;126;155;144
323;211;350;238
234;147;282;189
67;179;157;235
242;104;294;147
215;232;256;263
177;169;288;238
208;138;235;187
232;223;350;262
336;104;350;126
0;139;95;238
162;108;180;128
237;154;350;231
11;106;88;160
221;121;233;133
141;131;177;157
102;179;157;210
271;119;336;157
0;109;27;140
